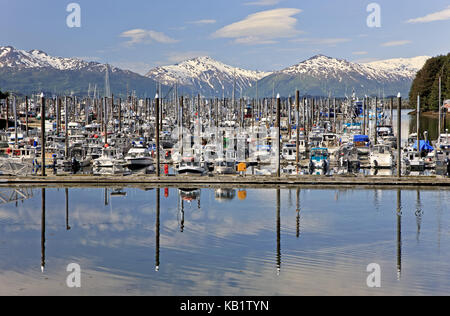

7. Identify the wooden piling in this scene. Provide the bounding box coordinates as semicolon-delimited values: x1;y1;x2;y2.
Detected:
25;96;29;137
417;94;420;156
5;96;8;129
397;94;402;178
155;93;161;177
41;95;46;176
276;94;281;178
65;97;69;159
296;90;300;173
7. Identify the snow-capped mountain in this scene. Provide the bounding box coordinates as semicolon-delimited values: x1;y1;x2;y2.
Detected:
0;46;161;96
248;55;429;97
145;56;271;97
0;46;132;74
364;56;430;79
279;54;428;82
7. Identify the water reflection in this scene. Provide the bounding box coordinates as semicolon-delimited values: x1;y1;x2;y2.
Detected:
0;188;33;205
0;186;449;295
276;189;281;275
155;188;160;272
396;189;402;281
41;188;45;273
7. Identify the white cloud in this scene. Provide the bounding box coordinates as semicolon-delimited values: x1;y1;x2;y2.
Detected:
290;37;352;46
407;6;450;23
381;40;411;47
213;8;303;45
352;51;368;55
166;51;210;64
244;0;283;6
120;29;178;46
189;19;217;25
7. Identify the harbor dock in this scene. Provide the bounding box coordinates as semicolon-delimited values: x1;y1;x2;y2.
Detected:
1;174;448;188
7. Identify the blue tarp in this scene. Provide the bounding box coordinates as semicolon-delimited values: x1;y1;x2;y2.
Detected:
353;135;370;142
413;140;434;151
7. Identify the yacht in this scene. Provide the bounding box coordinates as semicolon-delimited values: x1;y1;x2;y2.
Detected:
125;147;154;169
213;158;236;175
309;147;329;171
282;143;297;161
353;135;371;155
370;144;394;169
93;147;127;173
176;156;206;176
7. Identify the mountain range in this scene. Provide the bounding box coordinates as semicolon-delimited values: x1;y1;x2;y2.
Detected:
0;46;163;97
145;56;271;98
0;45;430;98
246;55;430;98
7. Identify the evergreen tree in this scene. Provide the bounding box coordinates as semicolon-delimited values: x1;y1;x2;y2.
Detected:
410;54;450;111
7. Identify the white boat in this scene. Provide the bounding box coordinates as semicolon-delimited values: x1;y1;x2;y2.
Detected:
282;143;297;161
125;147;154;169
214;158;236;175
176;156;206;176
370;144;394;169
93;147;126;170
403;148;425;171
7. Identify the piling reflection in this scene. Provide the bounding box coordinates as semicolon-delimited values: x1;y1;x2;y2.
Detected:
65;188;70;231
396;189;402;281
296;188;300;238
276;188;281;275
41;188;46;273
415;190;423;243
155;188;160;272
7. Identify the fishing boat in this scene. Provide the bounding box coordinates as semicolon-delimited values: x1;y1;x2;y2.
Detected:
336;144;360;171
353;135;371;155
369;144;394;169
125;147;154;169
176;156;206;176
93;147;127;174
282;143;297;161
213;158;236;175
309;147;329;171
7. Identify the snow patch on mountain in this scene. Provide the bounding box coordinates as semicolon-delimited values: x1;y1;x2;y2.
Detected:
0;46;128;74
146;56;271;94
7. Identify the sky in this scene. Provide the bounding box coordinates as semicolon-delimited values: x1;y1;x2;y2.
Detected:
1;0;450;75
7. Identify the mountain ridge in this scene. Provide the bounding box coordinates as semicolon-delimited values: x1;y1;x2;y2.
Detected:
0;46;163;97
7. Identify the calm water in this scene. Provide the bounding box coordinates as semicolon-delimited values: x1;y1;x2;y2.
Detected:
393;110;450;145
0;186;448;296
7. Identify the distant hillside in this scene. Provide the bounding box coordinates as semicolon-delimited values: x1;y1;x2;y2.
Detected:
0;46;165;97
145;56;271;98
246;55;429;98
409;53;450;111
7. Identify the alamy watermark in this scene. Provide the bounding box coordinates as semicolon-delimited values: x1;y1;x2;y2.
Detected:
367;3;381;28
66;3;81;28
366;263;381;288
66;263;81;288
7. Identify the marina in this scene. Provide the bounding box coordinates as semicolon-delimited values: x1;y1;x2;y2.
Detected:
0;92;449;185
1;0;450;299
